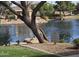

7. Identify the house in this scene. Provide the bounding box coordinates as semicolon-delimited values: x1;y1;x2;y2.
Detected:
13;6;32;19
12;6;47;23
54;11;71;16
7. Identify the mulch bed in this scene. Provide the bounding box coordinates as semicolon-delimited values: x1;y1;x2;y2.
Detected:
22;43;79;56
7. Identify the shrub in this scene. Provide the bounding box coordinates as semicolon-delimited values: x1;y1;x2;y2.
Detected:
8;15;15;19
16;40;20;45
0;33;10;46
59;33;71;43
59;39;64;43
73;38;79;48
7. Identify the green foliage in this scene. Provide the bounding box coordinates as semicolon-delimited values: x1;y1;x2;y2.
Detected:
67;2;75;12
73;38;79;45
39;2;54;19
54;1;75;16
60;33;68;39
55;1;67;11
0;33;10;46
55;1;75;11
8;15;15;19
59;39;64;43
73;38;79;48
59;33;71;43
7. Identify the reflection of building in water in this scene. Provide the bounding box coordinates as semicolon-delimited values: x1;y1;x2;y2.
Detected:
51;32;60;42
0;24;34;42
15;24;33;41
0;25;9;34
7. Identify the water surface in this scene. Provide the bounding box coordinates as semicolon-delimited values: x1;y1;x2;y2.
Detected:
42;19;79;43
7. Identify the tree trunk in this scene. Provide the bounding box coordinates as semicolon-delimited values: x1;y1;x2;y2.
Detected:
31;26;44;43
60;11;64;20
39;28;48;41
63;11;65;16
21;15;45;43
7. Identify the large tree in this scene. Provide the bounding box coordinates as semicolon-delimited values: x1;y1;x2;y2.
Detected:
0;1;48;43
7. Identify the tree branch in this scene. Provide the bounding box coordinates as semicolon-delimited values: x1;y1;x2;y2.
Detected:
0;2;22;18
21;1;27;9
26;1;32;8
11;1;24;10
20;1;31;25
31;1;46;24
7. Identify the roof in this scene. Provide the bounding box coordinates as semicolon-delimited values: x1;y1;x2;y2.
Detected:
13;6;32;12
13;6;22;11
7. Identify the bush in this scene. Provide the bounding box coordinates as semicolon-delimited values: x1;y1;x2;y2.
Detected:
0;33;10;46
40;16;48;20
8;15;15;19
59;39;64;43
73;38;79;48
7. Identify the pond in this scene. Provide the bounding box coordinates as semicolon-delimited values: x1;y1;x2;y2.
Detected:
42;19;79;43
0;24;34;42
0;19;79;43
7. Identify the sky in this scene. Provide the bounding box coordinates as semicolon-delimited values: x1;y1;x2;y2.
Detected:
12;1;79;7
48;1;79;5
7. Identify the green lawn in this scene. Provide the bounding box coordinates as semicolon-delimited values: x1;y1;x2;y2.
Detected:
0;45;59;57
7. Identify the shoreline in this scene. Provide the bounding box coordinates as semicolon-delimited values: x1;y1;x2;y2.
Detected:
63;15;79;20
0;15;79;25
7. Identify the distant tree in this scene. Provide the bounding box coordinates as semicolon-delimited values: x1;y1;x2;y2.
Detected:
75;3;79;14
67;2;75;15
0;1;48;43
54;1;75;20
76;3;79;10
39;2;54;19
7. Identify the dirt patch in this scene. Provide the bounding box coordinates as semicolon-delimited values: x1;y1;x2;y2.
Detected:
21;43;79;56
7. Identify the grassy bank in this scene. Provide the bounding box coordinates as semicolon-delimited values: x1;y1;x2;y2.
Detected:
0;46;46;57
0;46;58;57
63;15;79;20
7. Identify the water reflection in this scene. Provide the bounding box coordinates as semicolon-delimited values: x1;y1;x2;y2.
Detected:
0;24;33;42
1;19;79;43
42;19;79;43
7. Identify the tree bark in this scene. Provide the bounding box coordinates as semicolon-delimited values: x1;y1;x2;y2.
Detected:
39;28;48;41
21;17;44;43
31;25;44;43
60;11;64;20
63;11;65;16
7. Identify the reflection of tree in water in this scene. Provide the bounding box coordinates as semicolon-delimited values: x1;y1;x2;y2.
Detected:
41;20;73;43
54;21;73;43
59;31;71;43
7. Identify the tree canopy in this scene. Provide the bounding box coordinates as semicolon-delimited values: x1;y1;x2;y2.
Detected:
39;2;54;19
